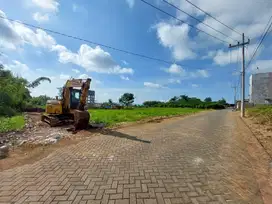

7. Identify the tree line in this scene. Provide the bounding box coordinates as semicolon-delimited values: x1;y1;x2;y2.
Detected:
104;93;226;109
143;95;226;109
0;65;51;116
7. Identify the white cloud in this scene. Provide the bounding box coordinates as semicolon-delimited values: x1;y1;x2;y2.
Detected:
59;74;70;80
72;68;80;73
0;10;132;76
191;69;209;78
31;0;59;12
78;73;90;79
0;11;56;50
33;12;49;23
192;84;199;88
164;64;186;76
213;44;259;66
55;44;134;75
155;22;196;61
76;74;102;87
14;22;56;49
193;0;272;41
144;82;165;88
248;60;272;74
201;51;216;59
164;64;209;79
4;60;29;77
125;0;135;8
168;79;181;84
0;11;21;50
120;75;130;81
122;60;129;65
153;0;272;61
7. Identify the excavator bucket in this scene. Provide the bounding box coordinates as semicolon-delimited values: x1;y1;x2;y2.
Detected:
73;110;90;130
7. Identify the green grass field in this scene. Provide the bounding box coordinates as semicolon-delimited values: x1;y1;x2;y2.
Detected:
89;108;202;126
0;115;25;133
247;105;272;125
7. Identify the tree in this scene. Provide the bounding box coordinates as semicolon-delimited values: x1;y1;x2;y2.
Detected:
180;95;189;101
169;96;178;102
29;95;53;106
0;64;52;116
119;93;135;107
204;97;212;102
218;98;227;105
108;99;113;105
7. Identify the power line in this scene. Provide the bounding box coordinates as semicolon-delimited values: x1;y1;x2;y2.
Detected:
0;15;199;69
139;0;230;44
162;0;239;43
185;0;242;36
246;15;272;70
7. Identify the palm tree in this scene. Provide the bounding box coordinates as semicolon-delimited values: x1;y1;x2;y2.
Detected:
27;77;51;88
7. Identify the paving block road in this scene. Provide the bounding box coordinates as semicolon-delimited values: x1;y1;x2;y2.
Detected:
0;110;267;204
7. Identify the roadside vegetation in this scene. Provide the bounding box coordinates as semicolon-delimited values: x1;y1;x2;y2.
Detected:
0;64;51;132
0;116;25;133
247;105;272;125
89;108;202;126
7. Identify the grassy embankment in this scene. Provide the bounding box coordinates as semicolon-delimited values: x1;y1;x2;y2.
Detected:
0;116;25;133
89;107;202;126
247;105;272;125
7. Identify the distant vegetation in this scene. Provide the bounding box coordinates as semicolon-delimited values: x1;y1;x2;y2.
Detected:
143;95;226;109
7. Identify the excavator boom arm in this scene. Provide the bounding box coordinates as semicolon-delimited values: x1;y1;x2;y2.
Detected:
78;78;91;110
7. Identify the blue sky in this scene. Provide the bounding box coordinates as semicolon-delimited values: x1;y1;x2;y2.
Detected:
0;0;272;104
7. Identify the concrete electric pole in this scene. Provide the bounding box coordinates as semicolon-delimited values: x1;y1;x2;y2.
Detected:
231;85;237;108
229;33;250;117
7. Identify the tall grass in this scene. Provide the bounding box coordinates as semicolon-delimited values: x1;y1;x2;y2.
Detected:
247;105;272;125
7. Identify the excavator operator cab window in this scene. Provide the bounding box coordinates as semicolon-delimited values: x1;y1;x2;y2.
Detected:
70;89;81;109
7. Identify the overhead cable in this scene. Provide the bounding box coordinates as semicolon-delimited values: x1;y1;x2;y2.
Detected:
139;0;230;44
0;15;199;69
185;0;242;36
162;0;239;43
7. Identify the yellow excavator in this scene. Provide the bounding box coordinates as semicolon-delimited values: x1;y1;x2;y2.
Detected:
41;78;91;129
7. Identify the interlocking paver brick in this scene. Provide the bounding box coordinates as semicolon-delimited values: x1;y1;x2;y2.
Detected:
0;111;266;204
110;194;123;200
115;199;129;204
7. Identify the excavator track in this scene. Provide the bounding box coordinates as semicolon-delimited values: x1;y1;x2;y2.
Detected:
41;114;60;127
41;114;74;127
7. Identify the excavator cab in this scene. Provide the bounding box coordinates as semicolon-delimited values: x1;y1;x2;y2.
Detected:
70;89;81;109
42;78;91;129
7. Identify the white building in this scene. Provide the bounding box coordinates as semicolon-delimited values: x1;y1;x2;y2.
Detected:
250;72;272;104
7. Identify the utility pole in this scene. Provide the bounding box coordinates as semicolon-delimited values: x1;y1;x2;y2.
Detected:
229;33;250;117
231;85;237;109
